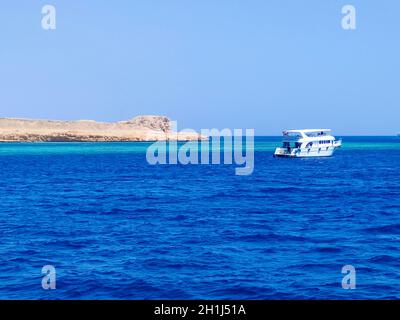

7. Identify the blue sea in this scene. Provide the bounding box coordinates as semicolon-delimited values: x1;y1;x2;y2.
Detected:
0;136;399;299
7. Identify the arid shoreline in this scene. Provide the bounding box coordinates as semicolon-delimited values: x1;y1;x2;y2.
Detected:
0;116;205;142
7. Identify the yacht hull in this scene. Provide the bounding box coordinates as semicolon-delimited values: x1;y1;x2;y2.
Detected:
274;147;337;158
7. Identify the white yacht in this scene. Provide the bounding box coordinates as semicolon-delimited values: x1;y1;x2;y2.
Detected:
274;129;342;158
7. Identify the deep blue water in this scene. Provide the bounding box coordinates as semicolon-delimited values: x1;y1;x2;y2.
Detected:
0;136;399;299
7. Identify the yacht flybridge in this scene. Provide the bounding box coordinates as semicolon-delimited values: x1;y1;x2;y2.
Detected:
274;129;342;158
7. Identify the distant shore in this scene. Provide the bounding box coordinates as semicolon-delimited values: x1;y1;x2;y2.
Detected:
0;116;205;142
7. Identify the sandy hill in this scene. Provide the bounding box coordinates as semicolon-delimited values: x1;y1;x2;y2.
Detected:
0;115;203;142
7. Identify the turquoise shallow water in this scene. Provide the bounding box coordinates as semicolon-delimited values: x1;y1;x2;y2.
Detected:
0;136;399;299
0;136;398;155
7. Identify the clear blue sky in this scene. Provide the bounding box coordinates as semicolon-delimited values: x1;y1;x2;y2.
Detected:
0;0;399;135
